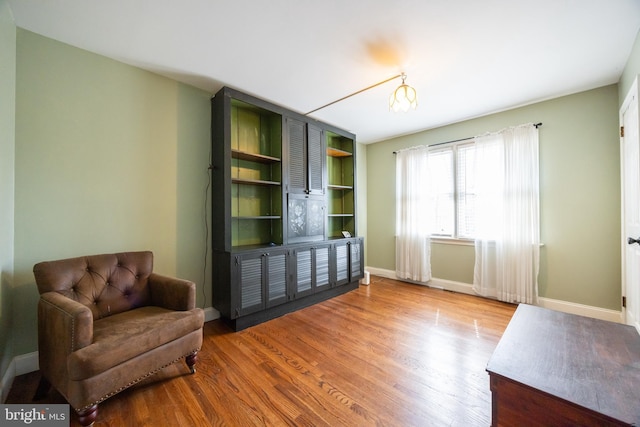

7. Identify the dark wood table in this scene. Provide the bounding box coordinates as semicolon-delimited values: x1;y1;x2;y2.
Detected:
487;304;640;426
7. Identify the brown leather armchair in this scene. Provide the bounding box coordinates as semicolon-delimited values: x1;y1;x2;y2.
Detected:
33;251;204;426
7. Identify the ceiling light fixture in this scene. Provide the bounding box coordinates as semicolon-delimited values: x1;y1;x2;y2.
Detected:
389;73;417;113
305;73;417;116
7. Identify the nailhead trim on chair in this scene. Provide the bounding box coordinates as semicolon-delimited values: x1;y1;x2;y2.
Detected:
40;298;78;352
75;347;201;412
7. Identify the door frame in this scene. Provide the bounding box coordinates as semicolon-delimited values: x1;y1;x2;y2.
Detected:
620;75;640;332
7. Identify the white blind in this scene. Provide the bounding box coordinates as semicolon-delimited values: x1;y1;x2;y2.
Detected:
456;143;476;238
427;148;454;236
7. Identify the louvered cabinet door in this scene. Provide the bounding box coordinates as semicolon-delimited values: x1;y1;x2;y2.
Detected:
235;252;265;317
266;249;288;308
334;241;350;287
314;243;331;292
285;117;325;196
293;247;314;299
286;117;308;194
307;123;325;195
349;238;364;281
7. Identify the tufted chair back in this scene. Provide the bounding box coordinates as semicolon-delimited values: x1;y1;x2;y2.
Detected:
33;251;153;320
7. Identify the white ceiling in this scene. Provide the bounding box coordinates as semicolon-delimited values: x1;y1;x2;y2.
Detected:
7;0;640;143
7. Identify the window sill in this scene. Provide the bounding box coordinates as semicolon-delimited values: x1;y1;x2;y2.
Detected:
429;237;545;248
430;237;475;246
394;236;544;247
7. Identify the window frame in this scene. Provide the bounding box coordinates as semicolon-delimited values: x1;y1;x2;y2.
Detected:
427;138;476;244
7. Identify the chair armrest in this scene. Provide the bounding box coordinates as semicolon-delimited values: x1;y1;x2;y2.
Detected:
39;292;93;352
38;292;93;387
148;273;196;311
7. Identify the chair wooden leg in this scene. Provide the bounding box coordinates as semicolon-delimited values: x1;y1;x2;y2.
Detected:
77;404;98;427
186;352;198;374
33;375;51;401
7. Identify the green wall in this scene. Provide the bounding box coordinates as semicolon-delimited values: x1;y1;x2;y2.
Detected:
356;141;368;264
0;0;16;389
366;85;622;310
12;29;212;356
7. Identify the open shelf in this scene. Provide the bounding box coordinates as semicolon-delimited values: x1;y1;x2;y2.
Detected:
232;149;281;163
231;99;282;159
232;182;281;217
231;216;283;248
327;185;353;214
327;147;352;158
327;184;353;190
326;132;354;188
326;130;355;238
326;131;354;154
327;215;356;239
225;96;284;249
232;178;281;186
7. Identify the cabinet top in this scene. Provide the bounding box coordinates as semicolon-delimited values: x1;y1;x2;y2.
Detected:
487;304;640;425
214;86;356;140
229;237;363;253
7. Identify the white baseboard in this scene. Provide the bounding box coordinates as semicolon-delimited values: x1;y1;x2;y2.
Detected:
14;351;38;376
1;351;39;403
537;297;623;323
428;278;475;295
365;267;475;295
203;306;220;322
364;266;623;323
1;358;14;403
365;267;396;280
1;306;221;402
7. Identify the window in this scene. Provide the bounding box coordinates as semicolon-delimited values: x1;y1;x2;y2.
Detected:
427;140;476;239
456;144;476;238
427;149;454;235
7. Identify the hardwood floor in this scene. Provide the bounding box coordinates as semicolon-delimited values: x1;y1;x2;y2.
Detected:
6;276;516;426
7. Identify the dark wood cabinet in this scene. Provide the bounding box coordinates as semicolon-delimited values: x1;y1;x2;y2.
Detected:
211;86;363;330
487;304;640;426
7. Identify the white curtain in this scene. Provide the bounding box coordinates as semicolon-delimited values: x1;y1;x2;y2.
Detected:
472;123;540;304
395;147;432;282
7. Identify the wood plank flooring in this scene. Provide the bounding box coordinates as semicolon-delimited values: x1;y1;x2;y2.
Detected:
6;276;516;426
